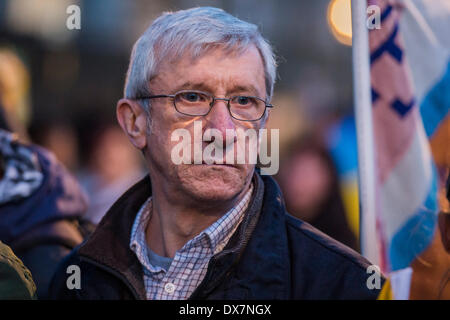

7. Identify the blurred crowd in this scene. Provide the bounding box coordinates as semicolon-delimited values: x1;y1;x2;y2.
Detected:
0;47;145;298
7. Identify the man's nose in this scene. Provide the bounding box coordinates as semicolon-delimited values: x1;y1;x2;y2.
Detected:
203;99;236;145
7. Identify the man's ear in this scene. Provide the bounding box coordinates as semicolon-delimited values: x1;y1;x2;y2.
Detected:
116;98;148;150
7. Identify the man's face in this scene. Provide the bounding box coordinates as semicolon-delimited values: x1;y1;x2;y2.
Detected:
144;45;267;204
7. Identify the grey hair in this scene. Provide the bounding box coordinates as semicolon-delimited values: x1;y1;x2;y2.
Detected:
124;7;277;109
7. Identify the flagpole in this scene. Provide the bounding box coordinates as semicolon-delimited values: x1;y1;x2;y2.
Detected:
351;0;380;266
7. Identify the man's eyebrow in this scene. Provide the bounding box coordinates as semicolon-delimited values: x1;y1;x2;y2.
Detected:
172;82;263;97
228;85;262;97
172;82;213;93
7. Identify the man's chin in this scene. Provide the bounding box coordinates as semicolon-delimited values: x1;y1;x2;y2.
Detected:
176;164;250;202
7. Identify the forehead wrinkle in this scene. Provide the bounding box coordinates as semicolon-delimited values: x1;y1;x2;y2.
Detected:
226;84;261;97
164;72;263;97
151;46;265;97
183;63;265;97
191;77;264;98
172;81;215;94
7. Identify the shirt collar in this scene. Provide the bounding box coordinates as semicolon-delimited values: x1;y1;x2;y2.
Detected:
197;183;254;253
130;183;254;271
130;197;160;273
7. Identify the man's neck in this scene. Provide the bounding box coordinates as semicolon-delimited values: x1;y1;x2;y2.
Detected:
145;178;251;258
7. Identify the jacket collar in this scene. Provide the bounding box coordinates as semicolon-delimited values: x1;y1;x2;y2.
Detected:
241;174;291;299
191;174;290;299
78;176;151;299
78;172;290;300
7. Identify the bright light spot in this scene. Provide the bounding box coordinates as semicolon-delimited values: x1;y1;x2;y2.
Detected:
5;0;77;45
327;0;353;46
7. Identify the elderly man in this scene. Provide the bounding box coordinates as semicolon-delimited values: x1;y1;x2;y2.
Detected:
50;7;382;300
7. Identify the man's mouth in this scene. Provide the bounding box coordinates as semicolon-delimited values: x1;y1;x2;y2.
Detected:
200;160;236;167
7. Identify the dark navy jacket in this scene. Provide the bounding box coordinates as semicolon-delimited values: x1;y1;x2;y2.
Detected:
49;173;383;300
0;145;88;299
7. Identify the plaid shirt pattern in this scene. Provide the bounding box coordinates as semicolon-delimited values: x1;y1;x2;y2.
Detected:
130;184;253;300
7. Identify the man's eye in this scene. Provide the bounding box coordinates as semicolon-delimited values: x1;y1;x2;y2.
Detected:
181;92;202;102
236;96;251;105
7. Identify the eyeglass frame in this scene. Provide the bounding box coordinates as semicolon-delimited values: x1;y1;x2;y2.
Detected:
134;89;274;122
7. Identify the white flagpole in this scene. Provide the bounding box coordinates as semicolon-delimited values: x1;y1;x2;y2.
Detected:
351;0;381;266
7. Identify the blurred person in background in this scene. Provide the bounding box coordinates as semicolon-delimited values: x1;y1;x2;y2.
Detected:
379;170;450;300
408;116;450;299
0;48;32;142
408;170;450;300
0;49;90;299
0;123;89;299
0;240;36;300
436;172;450;298
277;135;358;251
439;173;450;255
31;122;80;174
0;119;89;299
77;122;144;225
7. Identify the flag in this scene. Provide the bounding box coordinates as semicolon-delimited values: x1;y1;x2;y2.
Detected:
401;0;450;174
366;0;449;273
